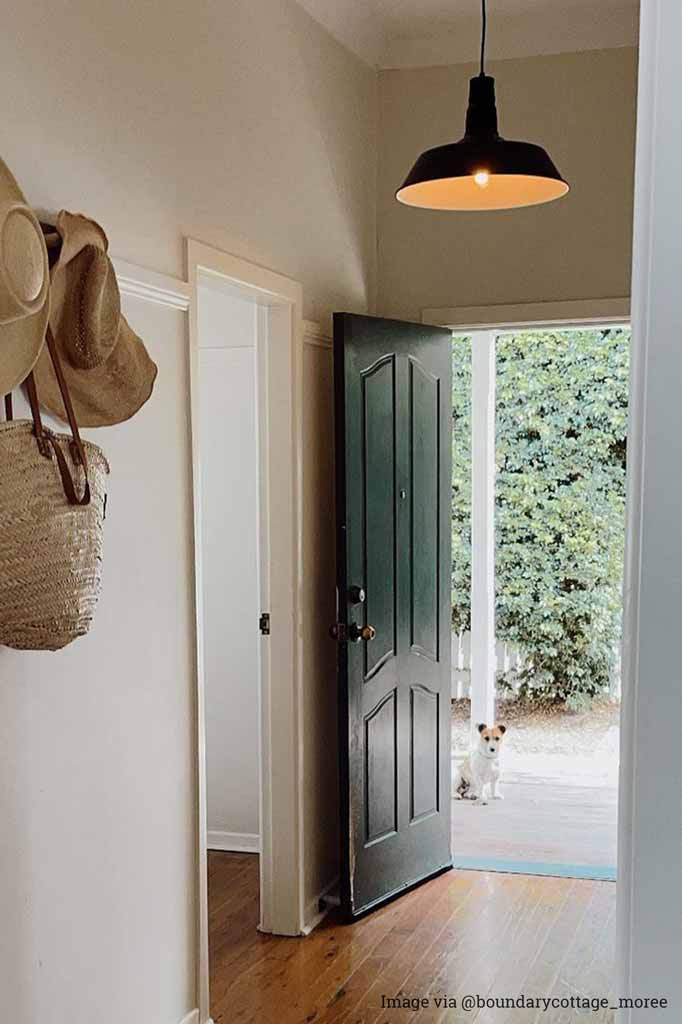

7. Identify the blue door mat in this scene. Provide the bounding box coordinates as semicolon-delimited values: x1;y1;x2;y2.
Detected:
451;856;616;882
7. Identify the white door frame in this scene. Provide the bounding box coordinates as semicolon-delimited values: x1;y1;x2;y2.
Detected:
187;240;305;1023
469;330;496;739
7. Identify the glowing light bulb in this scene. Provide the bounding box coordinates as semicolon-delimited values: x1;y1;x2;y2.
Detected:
473;170;490;188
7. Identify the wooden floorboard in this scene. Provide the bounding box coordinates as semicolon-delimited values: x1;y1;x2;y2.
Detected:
208;852;616;1024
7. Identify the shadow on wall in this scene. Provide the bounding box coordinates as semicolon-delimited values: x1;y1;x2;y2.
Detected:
289;0;377;317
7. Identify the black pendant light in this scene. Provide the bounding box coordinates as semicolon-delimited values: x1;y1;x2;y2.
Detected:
396;0;569;211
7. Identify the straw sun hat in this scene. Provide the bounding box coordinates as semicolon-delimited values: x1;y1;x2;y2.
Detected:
32;211;157;427
0;158;50;395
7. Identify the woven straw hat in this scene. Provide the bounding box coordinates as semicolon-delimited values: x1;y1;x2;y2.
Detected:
0;158;50;394
32;211;157;427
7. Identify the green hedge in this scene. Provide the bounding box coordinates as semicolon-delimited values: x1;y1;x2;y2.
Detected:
452;328;629;702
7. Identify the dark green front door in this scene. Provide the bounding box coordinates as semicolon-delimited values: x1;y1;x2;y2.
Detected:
333;313;453;918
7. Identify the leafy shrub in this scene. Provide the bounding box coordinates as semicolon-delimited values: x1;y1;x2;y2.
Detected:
451;336;472;635
452;328;629;701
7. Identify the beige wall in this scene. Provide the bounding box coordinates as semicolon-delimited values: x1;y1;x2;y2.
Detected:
377;48;638;322
0;295;196;1024
1;0;377;325
0;3;376;1023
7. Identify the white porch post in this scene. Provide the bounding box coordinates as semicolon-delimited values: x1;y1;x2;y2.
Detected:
470;330;496;737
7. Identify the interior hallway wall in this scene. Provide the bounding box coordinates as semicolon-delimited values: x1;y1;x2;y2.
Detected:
0;295;195;1024
377;48;638;321
0;2;377;1023
0;0;377;326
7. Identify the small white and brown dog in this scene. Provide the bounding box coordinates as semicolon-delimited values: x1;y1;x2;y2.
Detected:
452;723;507;805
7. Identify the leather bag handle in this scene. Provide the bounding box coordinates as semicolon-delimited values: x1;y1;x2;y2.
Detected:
3;327;91;506
45;325;90;483
3;226;90;505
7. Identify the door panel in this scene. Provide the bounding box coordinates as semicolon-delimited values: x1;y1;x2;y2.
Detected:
410;684;439;823
362;355;397;679
409;357;441;661
365;689;398;843
334;313;453;918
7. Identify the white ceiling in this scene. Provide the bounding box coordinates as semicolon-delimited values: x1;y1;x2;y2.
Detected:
296;0;639;69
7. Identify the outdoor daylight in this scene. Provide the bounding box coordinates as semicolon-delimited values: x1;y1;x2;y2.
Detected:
451;328;629;874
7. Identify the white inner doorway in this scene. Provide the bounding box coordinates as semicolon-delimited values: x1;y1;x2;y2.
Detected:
188;241;305;1022
198;283;262;855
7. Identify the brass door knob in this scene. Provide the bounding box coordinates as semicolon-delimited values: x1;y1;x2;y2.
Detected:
349;623;376;643
329;622;377;644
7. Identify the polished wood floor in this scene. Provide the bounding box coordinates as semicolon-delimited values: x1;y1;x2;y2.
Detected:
208;852;616;1024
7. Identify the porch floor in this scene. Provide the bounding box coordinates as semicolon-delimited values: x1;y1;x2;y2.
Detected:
451;699;619;873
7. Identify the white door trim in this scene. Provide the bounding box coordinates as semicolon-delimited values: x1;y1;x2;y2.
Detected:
614;1;657;1016
469;330;496;738
423;297;630;332
207;831;261;854
187;241;305;1024
111;257;191;310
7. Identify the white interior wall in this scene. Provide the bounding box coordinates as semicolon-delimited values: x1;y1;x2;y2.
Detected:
1;0;377;326
0;294;195;1024
618;0;682;1016
198;284;260;850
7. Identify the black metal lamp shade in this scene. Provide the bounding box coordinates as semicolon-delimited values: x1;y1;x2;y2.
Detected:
396;75;569;212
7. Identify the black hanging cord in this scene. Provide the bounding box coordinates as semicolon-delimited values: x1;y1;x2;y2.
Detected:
480;0;487;76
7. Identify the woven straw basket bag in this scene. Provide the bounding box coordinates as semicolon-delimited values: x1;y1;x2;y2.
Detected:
0;327;109;651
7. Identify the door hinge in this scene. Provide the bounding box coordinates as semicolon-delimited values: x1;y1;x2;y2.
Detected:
259;612;270;635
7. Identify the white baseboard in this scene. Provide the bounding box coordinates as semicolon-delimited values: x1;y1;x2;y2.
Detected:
302;875;340;935
207;830;260;853
179;1011;213;1024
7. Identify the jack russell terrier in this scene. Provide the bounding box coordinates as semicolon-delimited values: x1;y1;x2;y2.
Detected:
452;723;507;805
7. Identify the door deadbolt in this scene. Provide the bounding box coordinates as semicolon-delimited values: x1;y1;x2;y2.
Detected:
348;585;366;605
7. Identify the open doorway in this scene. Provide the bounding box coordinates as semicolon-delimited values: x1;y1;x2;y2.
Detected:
195;275;268;1012
448;322;629;881
188;242;305;1023
197;280;264;862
